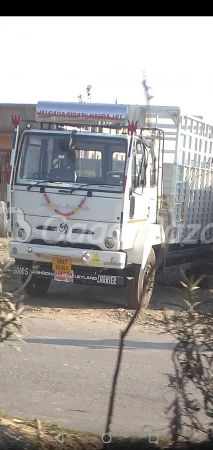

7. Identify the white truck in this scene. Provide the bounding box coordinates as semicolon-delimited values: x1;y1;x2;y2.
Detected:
7;101;213;309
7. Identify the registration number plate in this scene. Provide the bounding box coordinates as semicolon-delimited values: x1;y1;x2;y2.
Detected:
52;257;72;273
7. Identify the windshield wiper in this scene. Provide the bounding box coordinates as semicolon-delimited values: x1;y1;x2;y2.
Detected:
69;184;91;193
68;184;120;192
27;181;91;193
97;184;120;187
26;180;59;191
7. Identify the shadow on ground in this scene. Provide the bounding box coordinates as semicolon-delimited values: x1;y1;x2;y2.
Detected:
4;271;213;315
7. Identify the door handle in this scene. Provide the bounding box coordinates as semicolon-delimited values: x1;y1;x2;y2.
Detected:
147;207;150;218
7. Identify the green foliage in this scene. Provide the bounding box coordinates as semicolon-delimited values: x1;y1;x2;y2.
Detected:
0;261;25;345
162;271;213;444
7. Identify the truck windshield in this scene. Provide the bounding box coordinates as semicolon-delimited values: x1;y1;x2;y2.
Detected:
15;132;128;190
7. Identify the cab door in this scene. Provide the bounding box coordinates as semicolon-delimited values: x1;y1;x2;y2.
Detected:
121;138;151;250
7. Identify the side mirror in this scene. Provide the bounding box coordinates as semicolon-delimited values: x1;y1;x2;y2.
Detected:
132;174;137;190
69;130;77;151
129;193;135;219
68;149;76;163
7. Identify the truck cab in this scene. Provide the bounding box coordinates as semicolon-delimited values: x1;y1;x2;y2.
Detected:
8;101;165;309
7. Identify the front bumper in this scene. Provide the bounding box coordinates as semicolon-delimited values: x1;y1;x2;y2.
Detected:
9;241;127;270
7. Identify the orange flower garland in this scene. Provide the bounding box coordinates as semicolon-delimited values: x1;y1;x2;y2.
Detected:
43;192;87;218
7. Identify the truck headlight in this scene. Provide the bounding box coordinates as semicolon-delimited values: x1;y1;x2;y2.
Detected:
105;237;114;249
18;228;27;240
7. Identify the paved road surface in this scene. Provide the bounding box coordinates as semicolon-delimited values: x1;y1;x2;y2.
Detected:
0;314;208;439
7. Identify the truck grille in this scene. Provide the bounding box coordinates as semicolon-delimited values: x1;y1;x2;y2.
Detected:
29;239;101;251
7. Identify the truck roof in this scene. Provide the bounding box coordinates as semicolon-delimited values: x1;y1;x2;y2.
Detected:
22;128;130;139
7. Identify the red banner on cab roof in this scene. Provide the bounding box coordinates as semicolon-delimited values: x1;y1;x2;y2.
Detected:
36;101;127;123
37;110;123;121
35;101;146;129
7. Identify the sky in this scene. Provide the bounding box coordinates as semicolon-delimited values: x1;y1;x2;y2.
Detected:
1;16;213;123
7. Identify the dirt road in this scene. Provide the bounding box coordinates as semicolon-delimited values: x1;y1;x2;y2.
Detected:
1;238;213;328
0;238;212;447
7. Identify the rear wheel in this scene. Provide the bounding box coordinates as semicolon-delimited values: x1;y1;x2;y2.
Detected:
21;275;51;296
126;249;156;310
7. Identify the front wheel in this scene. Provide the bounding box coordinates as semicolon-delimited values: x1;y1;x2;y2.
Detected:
126;249;156;310
21;275;51;297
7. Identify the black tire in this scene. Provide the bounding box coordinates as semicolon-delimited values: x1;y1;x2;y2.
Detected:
21;275;51;296
126;248;156;310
